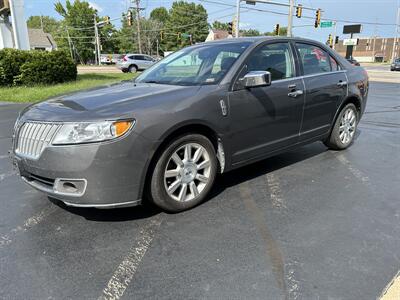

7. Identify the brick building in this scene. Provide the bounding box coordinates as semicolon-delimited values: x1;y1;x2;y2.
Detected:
335;37;399;62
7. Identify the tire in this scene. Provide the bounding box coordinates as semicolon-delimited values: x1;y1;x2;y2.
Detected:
324;103;358;150
149;134;217;212
128;65;138;73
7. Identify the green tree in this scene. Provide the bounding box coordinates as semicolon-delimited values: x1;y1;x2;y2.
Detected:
114;12;162;56
150;7;169;24
54;0;97;64
240;28;261;36
27;16;60;34
212;20;229;31
164;1;209;51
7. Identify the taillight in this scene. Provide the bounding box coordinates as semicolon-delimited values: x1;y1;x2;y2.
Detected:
123;55;127;62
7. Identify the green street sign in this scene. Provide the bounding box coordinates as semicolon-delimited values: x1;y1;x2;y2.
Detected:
320;21;333;28
181;33;191;38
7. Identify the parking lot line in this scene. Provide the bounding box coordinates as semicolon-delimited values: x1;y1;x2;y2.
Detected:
335;154;370;184
0;171;16;182
99;216;163;300
0;204;57;248
266;173;286;210
379;271;400;300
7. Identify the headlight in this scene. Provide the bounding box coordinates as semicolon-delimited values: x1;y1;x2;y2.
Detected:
52;120;134;145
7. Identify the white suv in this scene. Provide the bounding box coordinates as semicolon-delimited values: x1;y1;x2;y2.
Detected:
117;54;156;73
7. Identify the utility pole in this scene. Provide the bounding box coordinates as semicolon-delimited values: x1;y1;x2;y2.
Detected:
40;15;44;31
156;39;159;58
235;0;240;38
66;28;73;60
391;7;400;62
134;0;142;53
287;0;294;37
94;15;101;65
332;21;337;50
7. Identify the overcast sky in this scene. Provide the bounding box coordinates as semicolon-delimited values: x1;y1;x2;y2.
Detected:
25;0;400;43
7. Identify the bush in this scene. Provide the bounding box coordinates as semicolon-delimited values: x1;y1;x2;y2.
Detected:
0;49;77;86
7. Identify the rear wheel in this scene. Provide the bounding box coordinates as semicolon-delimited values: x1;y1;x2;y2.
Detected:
324;103;358;150
128;65;137;73
149;134;217;212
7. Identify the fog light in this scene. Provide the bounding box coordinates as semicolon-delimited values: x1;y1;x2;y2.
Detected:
54;179;87;197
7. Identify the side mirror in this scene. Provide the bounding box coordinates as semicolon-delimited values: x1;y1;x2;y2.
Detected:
239;71;271;88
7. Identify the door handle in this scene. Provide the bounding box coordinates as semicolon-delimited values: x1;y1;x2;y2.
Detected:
288;90;303;98
337;81;348;87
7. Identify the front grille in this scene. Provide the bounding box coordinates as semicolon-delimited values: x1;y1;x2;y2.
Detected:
15;122;61;159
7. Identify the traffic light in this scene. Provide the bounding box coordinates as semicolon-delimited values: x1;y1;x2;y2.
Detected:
0;0;10;15
274;24;280;36
335;36;339;44
296;4;302;18
315;9;321;28
228;22;233;35
328;34;333;47
127;10;133;27
160;31;164;41
104;16;110;25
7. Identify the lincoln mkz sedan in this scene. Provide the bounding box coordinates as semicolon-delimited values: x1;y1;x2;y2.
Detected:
12;37;369;212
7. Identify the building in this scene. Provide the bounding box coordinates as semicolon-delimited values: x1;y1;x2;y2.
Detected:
205;29;232;42
335;37;400;62
28;28;57;51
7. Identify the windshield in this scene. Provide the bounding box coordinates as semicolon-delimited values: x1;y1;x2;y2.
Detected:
135;42;251;86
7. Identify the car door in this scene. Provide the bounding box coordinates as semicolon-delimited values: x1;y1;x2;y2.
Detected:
294;42;348;140
228;42;305;164
142;56;155;69
132;55;145;69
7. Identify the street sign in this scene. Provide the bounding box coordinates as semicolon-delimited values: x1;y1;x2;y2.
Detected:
181;33;191;38
343;38;358;46
320;21;333;28
343;24;362;34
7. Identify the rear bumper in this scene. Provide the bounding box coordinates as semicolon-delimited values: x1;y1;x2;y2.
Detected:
13;131;154;208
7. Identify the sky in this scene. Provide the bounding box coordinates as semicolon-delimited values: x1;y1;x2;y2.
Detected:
24;0;400;43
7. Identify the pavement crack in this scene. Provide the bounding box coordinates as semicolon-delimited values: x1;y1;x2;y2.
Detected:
239;182;288;300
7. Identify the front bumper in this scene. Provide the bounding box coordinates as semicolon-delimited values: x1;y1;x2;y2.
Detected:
13;131;153;208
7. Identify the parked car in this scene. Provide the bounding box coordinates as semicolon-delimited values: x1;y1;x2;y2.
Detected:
346;58;360;66
390;58;400;71
117;54;156;73
12;37;369;212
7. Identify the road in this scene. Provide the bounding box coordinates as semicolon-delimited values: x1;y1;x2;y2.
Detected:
0;81;399;299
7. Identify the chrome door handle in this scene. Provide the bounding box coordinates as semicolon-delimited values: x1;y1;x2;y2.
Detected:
337;81;348;87
288;90;303;98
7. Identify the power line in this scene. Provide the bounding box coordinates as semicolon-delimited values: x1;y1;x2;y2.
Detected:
198;0;400;27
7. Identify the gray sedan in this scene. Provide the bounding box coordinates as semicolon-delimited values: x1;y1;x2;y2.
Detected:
12;37;368;212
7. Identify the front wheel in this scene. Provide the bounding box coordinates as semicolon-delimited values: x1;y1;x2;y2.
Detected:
149;134;217;212
324;103;358;150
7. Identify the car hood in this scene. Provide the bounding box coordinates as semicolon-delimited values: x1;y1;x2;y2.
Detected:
20;82;201;122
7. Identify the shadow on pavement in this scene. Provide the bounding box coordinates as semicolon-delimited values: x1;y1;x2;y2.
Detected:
48;141;330;221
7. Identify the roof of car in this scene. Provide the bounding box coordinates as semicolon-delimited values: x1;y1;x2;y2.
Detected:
202;36;325;45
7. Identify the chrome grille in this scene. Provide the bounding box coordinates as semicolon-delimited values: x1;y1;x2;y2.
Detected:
15;122;61;159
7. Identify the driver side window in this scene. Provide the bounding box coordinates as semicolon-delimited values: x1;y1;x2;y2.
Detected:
245;42;294;81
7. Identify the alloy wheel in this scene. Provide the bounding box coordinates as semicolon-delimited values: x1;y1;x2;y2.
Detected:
339;108;357;145
164;143;211;202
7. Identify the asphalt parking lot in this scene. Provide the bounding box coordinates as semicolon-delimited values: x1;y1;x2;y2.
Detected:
0;81;399;299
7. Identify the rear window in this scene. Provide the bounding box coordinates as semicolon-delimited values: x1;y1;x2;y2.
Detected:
296;43;331;75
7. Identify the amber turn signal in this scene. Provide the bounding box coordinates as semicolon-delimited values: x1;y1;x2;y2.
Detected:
112;121;133;137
